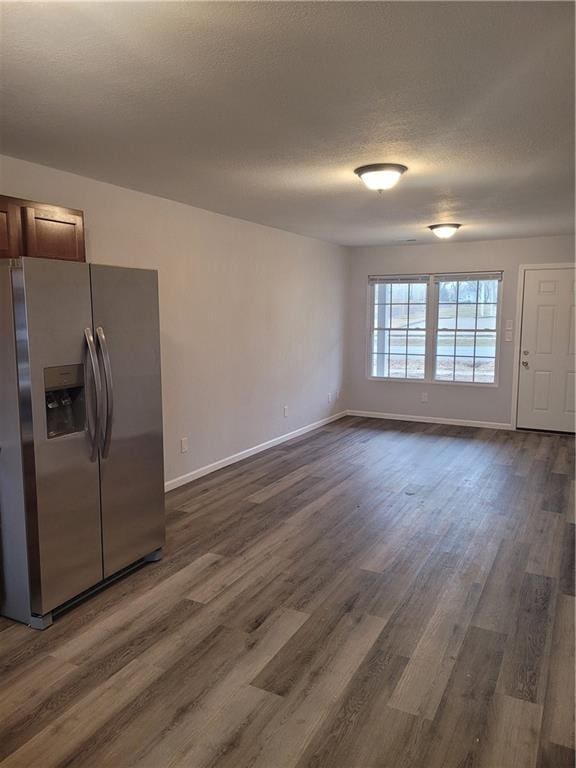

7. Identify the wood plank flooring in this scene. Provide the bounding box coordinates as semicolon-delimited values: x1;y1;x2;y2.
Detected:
0;416;574;768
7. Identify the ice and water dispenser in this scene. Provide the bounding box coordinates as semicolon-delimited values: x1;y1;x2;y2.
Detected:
44;365;86;439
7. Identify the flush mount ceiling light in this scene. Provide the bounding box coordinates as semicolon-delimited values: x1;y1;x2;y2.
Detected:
354;163;408;191
428;223;462;240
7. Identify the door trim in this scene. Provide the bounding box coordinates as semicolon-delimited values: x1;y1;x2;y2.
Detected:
511;262;575;429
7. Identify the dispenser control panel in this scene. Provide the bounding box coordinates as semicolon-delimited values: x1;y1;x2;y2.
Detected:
43;364;85;439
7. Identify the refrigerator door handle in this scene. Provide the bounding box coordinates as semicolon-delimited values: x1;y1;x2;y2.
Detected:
96;326;114;459
84;327;102;462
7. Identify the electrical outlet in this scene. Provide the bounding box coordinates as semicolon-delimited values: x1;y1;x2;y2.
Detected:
283;405;288;418
505;330;513;342
421;392;428;403
180;437;189;454
328;392;332;403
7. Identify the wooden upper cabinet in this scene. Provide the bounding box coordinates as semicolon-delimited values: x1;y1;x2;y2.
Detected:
0;195;86;262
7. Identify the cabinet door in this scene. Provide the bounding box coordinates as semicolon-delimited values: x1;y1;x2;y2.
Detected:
23;206;85;262
0;196;23;259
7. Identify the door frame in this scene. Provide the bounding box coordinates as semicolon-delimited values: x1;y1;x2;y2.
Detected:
511;262;575;429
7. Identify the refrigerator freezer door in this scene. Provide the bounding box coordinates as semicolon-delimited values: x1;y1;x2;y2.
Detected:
90;265;165;576
22;258;103;614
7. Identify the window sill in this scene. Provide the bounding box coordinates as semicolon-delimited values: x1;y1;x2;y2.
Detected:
367;375;499;388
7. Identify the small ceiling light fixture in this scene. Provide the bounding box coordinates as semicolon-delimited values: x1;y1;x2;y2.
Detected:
429;223;462;240
354;163;408;191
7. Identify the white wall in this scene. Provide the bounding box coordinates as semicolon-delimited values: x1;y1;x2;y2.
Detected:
346;236;575;427
1;155;347;488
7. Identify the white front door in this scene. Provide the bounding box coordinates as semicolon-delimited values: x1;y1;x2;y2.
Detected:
517;266;575;432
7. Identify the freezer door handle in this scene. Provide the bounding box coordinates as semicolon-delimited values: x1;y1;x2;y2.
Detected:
96;326;114;459
84;327;102;462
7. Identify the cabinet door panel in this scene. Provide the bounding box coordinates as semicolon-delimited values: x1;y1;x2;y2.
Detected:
24;206;85;262
0;197;23;259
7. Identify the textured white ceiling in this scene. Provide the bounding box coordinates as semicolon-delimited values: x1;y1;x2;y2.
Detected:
0;2;574;245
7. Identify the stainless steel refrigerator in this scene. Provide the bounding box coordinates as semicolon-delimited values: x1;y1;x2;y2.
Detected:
0;257;165;629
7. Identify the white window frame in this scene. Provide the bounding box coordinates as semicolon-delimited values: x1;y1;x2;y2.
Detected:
367;274;430;382
366;272;503;387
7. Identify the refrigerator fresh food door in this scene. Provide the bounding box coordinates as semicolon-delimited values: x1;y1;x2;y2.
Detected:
90;265;165;576
21;258;103;614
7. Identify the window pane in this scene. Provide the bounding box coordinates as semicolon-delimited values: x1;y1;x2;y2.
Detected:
408;304;426;328
475;332;496;358
391;305;410;328
457;281;478;303
476;304;497;330
456;304;477;329
374;302;390;328
407;356;425;379
391;283;409;302
474;358;495;383
478;280;498;303
375;283;390;304
373;330;388;354
439;281;458;302
455;332;475;357
372;353;388;378
438;304;457;329
454;356;474;382
437;331;455;356
407;331;426;356
435;356;455;380
409;283;427;303
390;330;407;354
389;355;407;378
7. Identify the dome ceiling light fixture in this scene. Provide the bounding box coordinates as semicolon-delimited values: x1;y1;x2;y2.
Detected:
354;163;408;191
429;223;462;240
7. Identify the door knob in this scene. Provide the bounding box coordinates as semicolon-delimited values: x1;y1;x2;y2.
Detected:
522;360;529;369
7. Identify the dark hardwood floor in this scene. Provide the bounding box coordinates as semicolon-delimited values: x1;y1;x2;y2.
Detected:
0;416;574;768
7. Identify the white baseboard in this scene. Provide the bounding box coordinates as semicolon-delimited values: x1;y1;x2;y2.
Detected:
346;409;513;431
164;411;348;492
